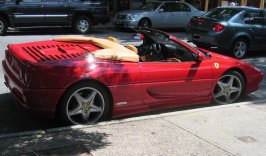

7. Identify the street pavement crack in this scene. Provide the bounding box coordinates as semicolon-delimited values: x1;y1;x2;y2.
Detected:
161;118;236;156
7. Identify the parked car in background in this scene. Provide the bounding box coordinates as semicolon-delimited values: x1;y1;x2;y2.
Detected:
114;1;205;29
0;0;110;35
187;6;266;59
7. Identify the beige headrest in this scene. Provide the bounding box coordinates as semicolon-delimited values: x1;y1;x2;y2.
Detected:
126;45;138;54
107;36;119;43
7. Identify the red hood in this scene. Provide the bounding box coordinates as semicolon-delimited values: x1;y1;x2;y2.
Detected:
8;40;101;63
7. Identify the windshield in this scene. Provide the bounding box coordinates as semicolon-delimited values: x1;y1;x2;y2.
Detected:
204;8;242;20
140;2;161;11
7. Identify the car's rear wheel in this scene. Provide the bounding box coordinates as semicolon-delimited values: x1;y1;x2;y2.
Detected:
0;17;7;35
231;38;248;59
58;82;111;125
73;16;92;34
212;71;245;104
138;18;151;28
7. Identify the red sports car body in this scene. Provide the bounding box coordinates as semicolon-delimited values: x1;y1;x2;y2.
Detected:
2;29;263;125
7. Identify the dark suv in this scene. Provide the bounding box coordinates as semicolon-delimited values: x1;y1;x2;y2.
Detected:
187;6;266;59
0;0;110;35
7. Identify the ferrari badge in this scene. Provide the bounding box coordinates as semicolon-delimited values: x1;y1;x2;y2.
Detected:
214;63;220;69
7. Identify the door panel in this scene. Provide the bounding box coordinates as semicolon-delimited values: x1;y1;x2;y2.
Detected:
44;0;69;25
140;61;213;106
12;0;45;26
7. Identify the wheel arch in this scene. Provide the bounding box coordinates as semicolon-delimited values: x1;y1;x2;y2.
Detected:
56;79;114;119
0;12;10;27
138;17;152;27
72;12;93;25
224;67;247;88
231;34;251;49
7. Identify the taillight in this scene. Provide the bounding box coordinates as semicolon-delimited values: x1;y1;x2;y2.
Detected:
213;23;225;32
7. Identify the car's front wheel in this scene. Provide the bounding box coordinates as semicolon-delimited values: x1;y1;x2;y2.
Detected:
0;17;7;35
73;16;92;34
212;71;245;104
231;38;248;59
58;82;111;125
138;18;151;28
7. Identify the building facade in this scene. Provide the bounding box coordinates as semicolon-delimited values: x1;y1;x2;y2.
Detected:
108;0;266;15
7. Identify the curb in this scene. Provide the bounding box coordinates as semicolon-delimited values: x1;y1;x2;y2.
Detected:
0;130;45;140
1;99;266;139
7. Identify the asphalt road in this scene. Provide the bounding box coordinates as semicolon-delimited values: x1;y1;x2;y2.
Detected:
0;27;265;134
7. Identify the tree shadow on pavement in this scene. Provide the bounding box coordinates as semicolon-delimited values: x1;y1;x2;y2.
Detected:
0;129;111;155
0;93;63;134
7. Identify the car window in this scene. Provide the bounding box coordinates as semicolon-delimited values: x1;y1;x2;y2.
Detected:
204;8;242;20
161;2;179;12
140;2;161;11
177;3;191;12
244;11;265;25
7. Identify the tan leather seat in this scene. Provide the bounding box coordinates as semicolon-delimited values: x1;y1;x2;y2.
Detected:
126;45;138;54
107;36;119;43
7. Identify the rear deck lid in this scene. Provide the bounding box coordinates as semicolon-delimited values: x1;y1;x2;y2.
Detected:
8;40;101;63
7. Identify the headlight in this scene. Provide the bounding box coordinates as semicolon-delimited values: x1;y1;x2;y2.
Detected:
127;14;139;20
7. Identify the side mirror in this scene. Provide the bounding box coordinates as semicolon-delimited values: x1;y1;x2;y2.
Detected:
158;9;164;13
133;33;144;40
195;53;204;62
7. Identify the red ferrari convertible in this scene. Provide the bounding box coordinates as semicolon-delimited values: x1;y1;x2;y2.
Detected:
2;29;263;125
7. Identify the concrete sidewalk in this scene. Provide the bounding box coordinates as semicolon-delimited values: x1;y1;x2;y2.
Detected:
0;101;266;156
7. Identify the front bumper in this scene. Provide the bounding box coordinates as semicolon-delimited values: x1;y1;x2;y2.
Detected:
113;19;139;28
2;60;65;118
245;71;264;95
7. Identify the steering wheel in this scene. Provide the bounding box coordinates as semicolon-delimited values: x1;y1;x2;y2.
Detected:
146;43;162;61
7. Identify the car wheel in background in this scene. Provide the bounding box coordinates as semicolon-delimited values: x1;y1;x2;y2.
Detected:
138;18;151;28
212;71;245;105
73;16;92;34
58;82;111;125
0;17;7;35
230;38;248;59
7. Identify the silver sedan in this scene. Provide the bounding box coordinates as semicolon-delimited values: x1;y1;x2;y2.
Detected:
114;1;205;29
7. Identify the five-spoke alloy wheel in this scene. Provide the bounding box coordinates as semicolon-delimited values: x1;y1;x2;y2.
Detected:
73;16;92;34
231;39;248;59
212;71;245;104
58;82;110;125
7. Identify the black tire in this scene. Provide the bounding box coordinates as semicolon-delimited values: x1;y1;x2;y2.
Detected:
138;18;151;28
73;16;92;34
0;17;7;35
212;71;245;105
230;38;248;59
57;81;111;125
